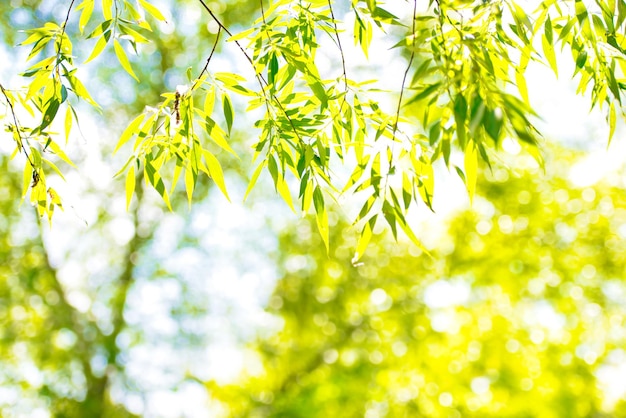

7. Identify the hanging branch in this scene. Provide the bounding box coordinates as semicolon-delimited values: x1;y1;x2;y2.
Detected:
391;0;417;141
327;0;348;111
191;26;222;91
0;82;35;168
383;0;418;197
195;0;303;142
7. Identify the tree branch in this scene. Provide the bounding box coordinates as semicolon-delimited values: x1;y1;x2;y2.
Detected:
195;0;303;142
0;82;35;168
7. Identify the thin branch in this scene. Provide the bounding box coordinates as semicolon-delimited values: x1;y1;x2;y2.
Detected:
259;0;268;27
391;0;417;141
195;0;303;142
384;0;417;196
0;82;34;167
327;0;348;111
59;0;76;42
55;0;77;76
191;27;222;91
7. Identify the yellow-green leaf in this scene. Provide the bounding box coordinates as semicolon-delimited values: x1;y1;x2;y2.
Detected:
222;93;233;134
78;0;94;34
67;75;99;108
102;0;112;20
542;35;558;77
354;215;375;263
139;0;168;22
184;165;196;206
608;101;616;147
396;214;431;257
276;176;295;213
115;113;145;153
64;106;72;143
85;33;109;64
204;87;215;116
417;161;434;210
313;186;329;253
22;162;33;201
464;141;478;204
44;140;76;168
43;158;66;180
113;39;139;81
125;164;135;210
302;180;313;214
244;161;264;201
203;150;230;201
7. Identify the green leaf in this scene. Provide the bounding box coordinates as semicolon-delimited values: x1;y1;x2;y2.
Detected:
43;158;66;181
576;50;588;69
113;39;139;81
516;70;529;104
67;74;99;108
203;150;230;201
244;161;265;201
483;109;503;144
277;175;295;213
204;117;237;156
464;141;478;204
125;164;135;210
544;15;553;44
139;0;168;22
354;215;376;263
608;101;617;147
542;35;558;77
78;0;94;34
40;97;60;132
22;162;33;201
308;79;328;108
454;94;467;148
402;172;412;210
222;93;233;134
417;161;434;210
84;32;109;64
44;140;77;168
204;87;215;116
382;200;397;239
313;186;329;253
145;159;172;210
102;0;113;20
395;210;431;257
115;113;145;153
184;164;196;206
64;105;72;143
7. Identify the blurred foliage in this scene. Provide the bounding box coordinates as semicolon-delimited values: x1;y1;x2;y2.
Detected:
0;1;264;416
0;154;139;417
211;148;626;417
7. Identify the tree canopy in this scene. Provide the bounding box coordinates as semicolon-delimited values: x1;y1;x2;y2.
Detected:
2;0;625;253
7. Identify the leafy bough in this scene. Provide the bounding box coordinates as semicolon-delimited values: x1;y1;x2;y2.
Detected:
3;0;625;257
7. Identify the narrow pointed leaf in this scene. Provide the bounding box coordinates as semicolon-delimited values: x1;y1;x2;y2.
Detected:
113;39;139;81
125;164;135;210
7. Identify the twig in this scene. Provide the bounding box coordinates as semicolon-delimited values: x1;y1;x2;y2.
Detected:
191;27;222;91
384;0;417;196
195;0;302;142
0;82;35;167
391;0;417;141
56;0;77;75
327;0;348;111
